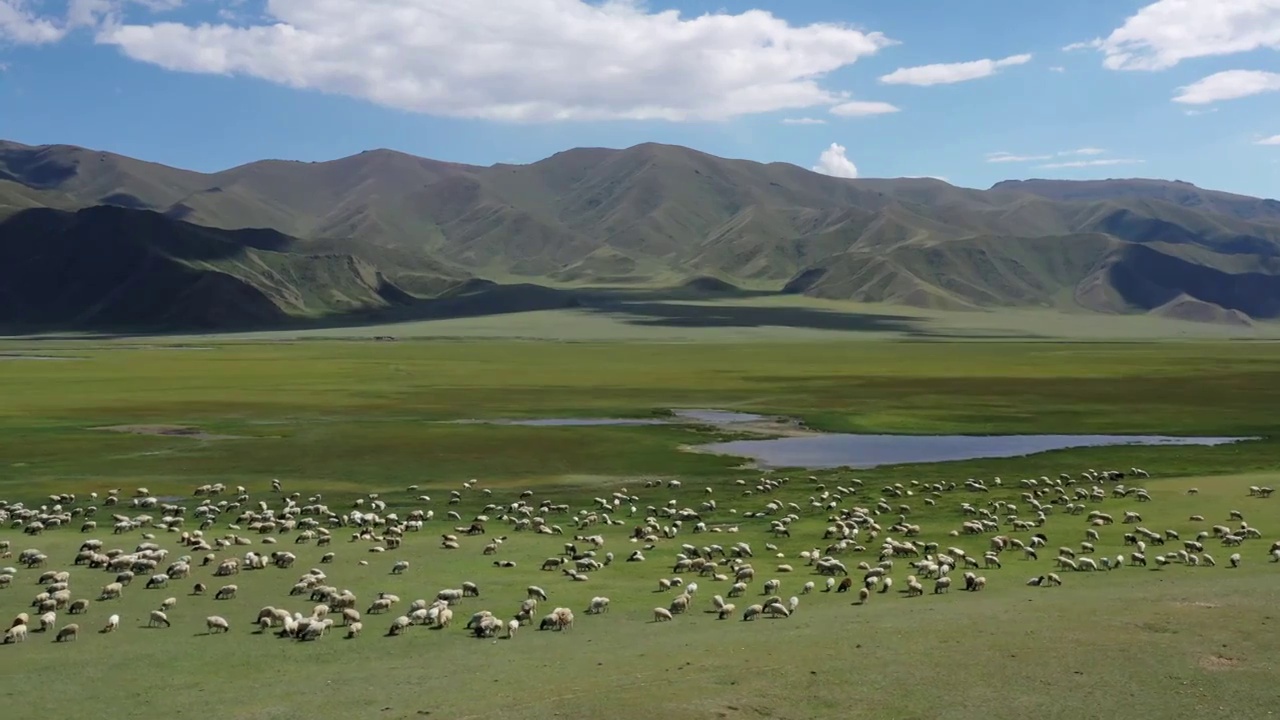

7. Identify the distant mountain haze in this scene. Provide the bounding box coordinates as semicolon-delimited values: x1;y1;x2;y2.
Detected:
2;140;1278;331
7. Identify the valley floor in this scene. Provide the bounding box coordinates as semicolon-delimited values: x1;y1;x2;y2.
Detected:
0;339;1276;719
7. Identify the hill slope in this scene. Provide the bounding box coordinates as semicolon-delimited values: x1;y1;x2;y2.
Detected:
0;206;448;331
2;139;1279;329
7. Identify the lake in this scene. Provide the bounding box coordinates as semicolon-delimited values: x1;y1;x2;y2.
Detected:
693;433;1254;470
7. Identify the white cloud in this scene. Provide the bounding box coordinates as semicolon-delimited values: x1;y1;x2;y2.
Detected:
989;148;1114;164
879;53;1032;86
0;0;67;44
1037;158;1144;169
781;117;827;125
0;0;181;43
1049;66;1065;73
1184;108;1219;116
811;142;858;178
1257;135;1280;145
83;0;897;122
1173;70;1280;104
1073;0;1280;71
986;152;1051;163
829;100;900;117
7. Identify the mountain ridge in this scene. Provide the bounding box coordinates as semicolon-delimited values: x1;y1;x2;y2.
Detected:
2;139;1279;331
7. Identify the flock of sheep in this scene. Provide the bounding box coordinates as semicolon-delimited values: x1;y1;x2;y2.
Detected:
1;467;1276;647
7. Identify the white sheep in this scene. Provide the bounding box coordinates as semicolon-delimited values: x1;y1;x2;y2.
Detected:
3;624;27;643
388;616;411;636
148;610;171;628
103;614;120;633
653;607;673;622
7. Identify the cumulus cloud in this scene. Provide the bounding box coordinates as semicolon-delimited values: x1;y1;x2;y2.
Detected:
781;117;827;125
0;0;182;43
1037;158;1144;169
0;0;67;43
812;143;858;178
879;53;1031;86
74;0;899;122
1257;135;1280;145
1070;0;1280;71
829;100;899;117
1173;70;1280;104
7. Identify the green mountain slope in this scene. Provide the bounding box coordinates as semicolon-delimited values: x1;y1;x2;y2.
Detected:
0;206;450;331
3;139;1280;329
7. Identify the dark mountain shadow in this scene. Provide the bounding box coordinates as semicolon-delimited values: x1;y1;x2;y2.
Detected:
1110;244;1280;318
580;299;922;333
6;283;936;339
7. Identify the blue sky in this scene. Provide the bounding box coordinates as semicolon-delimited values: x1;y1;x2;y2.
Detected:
1;0;1278;197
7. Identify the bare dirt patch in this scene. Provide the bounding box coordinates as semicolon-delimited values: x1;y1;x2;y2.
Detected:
92;424;249;441
1199;654;1243;671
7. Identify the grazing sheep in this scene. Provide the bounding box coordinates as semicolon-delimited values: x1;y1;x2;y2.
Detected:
652;607;673;622
68;598;90;614
1229;553;1241;568
55;623;79;642
388;616;411;636
215;584;238;600
346;621;363;638
506;619;520;638
391;560;409;575
717;603;736;619
102;614;120;633
206;616;230;634
857;587;870;604
148;610;171;628
3;624;27;644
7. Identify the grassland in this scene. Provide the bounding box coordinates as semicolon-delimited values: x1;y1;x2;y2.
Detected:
1;339;1278;720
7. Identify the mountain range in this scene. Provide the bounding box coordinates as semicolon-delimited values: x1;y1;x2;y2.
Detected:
3;138;1279;331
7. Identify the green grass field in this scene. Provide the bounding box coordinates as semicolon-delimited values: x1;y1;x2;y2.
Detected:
1;339;1278;720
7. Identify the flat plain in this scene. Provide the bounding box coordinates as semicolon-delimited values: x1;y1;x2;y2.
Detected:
1;337;1278;720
